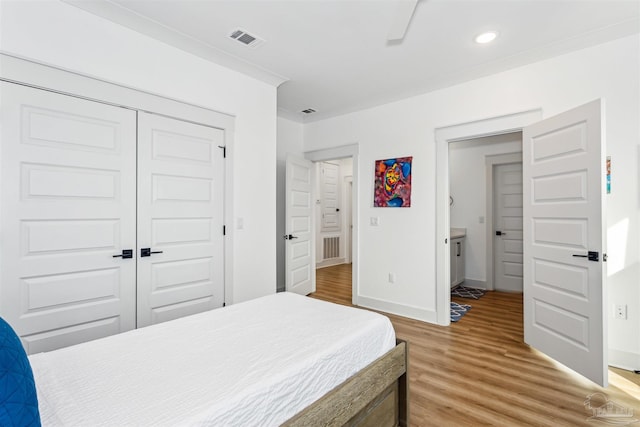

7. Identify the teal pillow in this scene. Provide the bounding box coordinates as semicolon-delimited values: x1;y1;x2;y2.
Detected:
0;317;41;426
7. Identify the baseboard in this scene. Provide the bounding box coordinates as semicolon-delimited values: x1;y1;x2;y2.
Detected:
459;279;486;290
316;258;346;269
357;295;437;324
609;348;640;371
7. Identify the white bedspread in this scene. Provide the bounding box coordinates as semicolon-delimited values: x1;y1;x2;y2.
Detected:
29;292;396;426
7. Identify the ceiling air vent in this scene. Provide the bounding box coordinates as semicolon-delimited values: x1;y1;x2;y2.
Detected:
301;108;316;114
228;28;265;49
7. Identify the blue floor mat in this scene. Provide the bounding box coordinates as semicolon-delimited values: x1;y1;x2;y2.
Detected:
451;286;486;300
451;302;472;322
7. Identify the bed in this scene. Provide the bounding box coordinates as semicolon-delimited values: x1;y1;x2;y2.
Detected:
20;292;408;426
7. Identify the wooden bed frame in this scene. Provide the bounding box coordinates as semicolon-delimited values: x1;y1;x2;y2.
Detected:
284;339;409;427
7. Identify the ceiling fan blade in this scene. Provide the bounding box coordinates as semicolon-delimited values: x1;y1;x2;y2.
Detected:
387;0;419;41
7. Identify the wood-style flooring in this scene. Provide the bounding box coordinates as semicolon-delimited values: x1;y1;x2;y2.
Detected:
311;263;640;426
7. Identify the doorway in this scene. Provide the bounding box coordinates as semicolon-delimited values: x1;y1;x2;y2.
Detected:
284;155;354;300
435;109;542;326
313;158;354;305
448;133;523;295
315;159;353;269
437;102;608;387
304;144;359;305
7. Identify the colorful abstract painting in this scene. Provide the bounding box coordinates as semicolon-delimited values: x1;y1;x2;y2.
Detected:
374;156;412;207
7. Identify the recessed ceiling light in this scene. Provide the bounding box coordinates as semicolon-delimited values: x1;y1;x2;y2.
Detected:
475;31;498;44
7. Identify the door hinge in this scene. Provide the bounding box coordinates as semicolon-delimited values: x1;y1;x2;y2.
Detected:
223;302;226;307
223;225;226;236
218;145;226;158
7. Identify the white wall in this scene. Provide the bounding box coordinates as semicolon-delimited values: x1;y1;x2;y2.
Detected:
341;157;354;177
276;116;304;291
449;134;522;284
1;0;278;303
303;35;640;368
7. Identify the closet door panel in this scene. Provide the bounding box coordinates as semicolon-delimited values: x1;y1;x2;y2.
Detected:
137;112;225;327
0;82;137;353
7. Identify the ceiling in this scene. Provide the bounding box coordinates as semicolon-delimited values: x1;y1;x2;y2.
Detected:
67;0;640;123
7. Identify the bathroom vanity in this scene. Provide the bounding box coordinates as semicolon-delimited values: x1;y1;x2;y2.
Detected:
450;228;466;288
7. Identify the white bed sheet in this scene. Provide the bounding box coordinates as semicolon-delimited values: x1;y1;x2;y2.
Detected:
29;292;396;426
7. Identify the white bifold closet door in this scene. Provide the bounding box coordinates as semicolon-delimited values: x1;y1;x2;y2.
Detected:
0;83;226;353
136;112;225;327
0;82;137;353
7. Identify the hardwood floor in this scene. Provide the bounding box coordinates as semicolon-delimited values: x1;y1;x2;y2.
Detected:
312;264;640;426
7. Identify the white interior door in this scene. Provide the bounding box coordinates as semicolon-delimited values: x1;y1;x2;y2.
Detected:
523;100;606;386
285;155;315;295
0;82;137;353
494;163;523;292
137;112;225;327
320;162;340;232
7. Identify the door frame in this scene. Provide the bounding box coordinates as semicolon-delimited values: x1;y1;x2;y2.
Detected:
434;109;542;325
344;176;353;264
0;53;236;305
485;153;522;292
305;144;359;306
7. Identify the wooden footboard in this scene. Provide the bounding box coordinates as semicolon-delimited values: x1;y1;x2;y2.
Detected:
283;339;409;427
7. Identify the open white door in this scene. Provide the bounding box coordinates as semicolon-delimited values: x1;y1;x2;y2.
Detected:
523;100;607;386
285;155;315;295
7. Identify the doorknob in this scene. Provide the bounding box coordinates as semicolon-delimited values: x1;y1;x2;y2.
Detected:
496;231;506;236
284;234;299;240
572;251;599;261
112;249;133;259
140;248;163;257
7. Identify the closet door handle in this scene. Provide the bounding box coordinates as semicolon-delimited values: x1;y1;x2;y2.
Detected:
140;248;163;257
113;249;133;259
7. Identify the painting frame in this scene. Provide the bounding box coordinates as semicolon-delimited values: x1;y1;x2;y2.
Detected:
374;156;412;207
